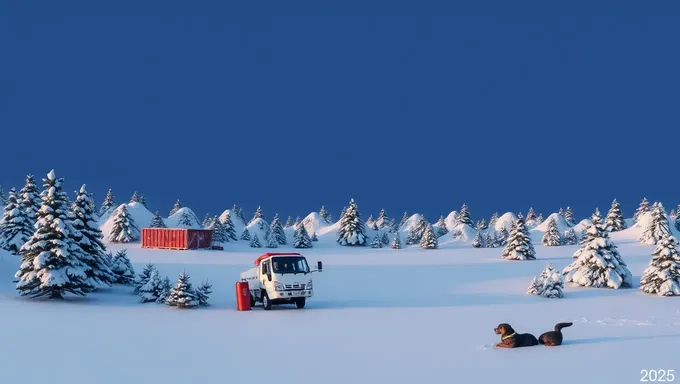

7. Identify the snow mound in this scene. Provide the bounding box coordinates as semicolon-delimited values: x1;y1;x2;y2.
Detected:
493;212;517;232
400;214;424;233
218;209;246;236
573;219;592;235
302;212;333;237
246;217;270;242
165;207;201;229
99;202;154;241
451;223;476;242
533;213;570;233
443;211;458;231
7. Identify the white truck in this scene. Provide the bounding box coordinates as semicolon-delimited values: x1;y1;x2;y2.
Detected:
240;252;323;310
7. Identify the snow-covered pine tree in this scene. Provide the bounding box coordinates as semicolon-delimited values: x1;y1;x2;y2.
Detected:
319;206;332;224
0;188;33;255
633;197;650;224
562;220;632;289
337;199;368;246
489;212;500;227
388;218;399;233
502;214;536;260
526;208;537;222
269;214;287;245
563;227;578;245
676;213;680;233
640;203;672;245
240;227;251;241
412;215;428;241
294;216;302;228
311;232;318;242
380;231;389;245
564;207;575;226
134;263;157;294
129;191;140;203
284;216;293;228
98;189;116;217
176;211;195;228
293;223;313;248
527;263;564;298
265;230;278;248
400;211;409;227
169;199;183;216
110;248;136;285
70;184;116;288
435;215;449;237
365;215;374;228
211;216;228;246
165;271;198;308
405;230;419;245
640;236;680;296
605;199;626;232
526;277;542;295
535;214;544;225
157;276;172;303
18;175;40;228
541;217;562;246
202;213;212;228
236;206;246;225
196;280;212;307
139;195;148;209
497;227;509;246
150;211;167;228
14;170;94;298
139;269;164;303
572;209;603;258
456;204;473;227
250;206;265;224
390;232;402;249
472;230;484;248
558;208;564;218
371;234;383;248
375;209;389;228
107;204;140;243
221;212;238;241
250;233;262;248
339;207;347;221
484;231;495;248
420;224;438;249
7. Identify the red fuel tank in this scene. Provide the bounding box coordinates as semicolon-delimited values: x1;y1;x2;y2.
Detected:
236;281;251;311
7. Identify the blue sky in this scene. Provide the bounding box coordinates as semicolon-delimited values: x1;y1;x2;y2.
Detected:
1;1;679;224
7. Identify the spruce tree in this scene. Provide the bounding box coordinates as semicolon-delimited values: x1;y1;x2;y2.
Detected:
169;199;183;216
412;215;428;241
196;280;212;307
249;233;261;248
269;214;287;245
211;216;227;246
110;249;135;285
640;203;672;245
129;191;140;203
563;220;632;289
526;277;542;296
405;230;419;245
293;223;313;248
165;271;198;308
564;207;575;226
19;175;41;229
502;215;535;260
150;211;167;228
284;216;293;228
400;211;409;227
0;188;33;255
99;189;116;217
70;185;116;287
221;212;238;241
489;212;500;227
139;195;148;209
381;231;390;245
573;209;603;258
435;215;449;237
337;199;368;246
388;218;399;233
250;206;265;224
633;197;650;224
176;211;195;228
157;276;172;303
472;230;484;248
311;232;318;242
497;227;509;246
139;269;164;303
375;209;389;228
527;263;564;298
202;213;212;228
563;227;578;245
526;208;537;222
456;203;472;227
240;227;251;241
319;206;332;224
541;217;562;246
484;232;495;248
294;216;302;228
134;263;157;294
366;215;375;228
14;170;93;299
371;234;383;248
535;214;544;225
420;224;438;249
265;230;278;248
640;236;680;296
390;232;402;249
236;206;246;225
107;204;140;243
605;199;626;232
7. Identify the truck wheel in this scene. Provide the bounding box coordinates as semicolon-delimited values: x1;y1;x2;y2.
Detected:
249;294;256;308
262;292;272;311
295;298;306;309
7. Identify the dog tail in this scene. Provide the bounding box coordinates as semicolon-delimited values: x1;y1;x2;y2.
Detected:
554;322;573;332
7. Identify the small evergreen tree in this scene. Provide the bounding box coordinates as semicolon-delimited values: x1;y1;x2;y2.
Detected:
371;234;383;248
456;204;473;227
250;233;262;248
157;276;172;303
294;216;302;227
640;203;672;245
176;211;195;228
497;227;509;246
139;195;148;209
169;199;183;216
319;206;332;223
605;199;626;232
390;232;402;249
196;280;212;307
563;227;578;245
541;217;562;246
640;236;680;296
311;232;318;242
535;214;544;225
375;209;389;228
219;213;237;241
563;220;632;289
435;215;449;237
400;211;409;227
236;206;246;225
139;269;164;303
202;213;212;228
107;204;140;243
365;215;375;228
337;199;368;246
388;218;399;233
240;227;251;241
420;224;438;249
472;230;484;248
381;231;390;245
405;230;419;245
99;189;116;217
489;212;500;227
412;215;428;241
502;215;535;260
18;175;41;229
110;249;136;285
134;263;157;294
527;263;564;298
129;191;140;204
269;214;287;245
284;216;293;228
293;223;313;248
526;208;537;222
250;206;265;224
564;207;575;226
633;197;650;224
0;188;33;255
526;277;542;295
210;216;226;246
485;231;496;248
14;171;94;298
150;211;167;228
165;271;198;308
265;230;278;248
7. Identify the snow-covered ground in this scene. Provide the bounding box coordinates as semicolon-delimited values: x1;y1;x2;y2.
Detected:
1;224;679;384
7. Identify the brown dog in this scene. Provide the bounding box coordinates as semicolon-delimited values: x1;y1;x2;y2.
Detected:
538;322;573;346
494;323;539;348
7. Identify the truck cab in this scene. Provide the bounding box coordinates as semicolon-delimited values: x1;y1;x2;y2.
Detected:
240;252;322;310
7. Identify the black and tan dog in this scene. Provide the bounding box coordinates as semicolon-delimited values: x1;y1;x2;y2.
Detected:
538;322;573;346
494;323;539;348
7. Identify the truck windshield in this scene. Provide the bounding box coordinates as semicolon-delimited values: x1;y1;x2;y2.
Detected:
272;257;310;274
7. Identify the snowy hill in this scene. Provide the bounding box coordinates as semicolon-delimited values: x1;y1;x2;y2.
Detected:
492;212;517;232
99;202;154;240
302;212;333;237
165;207;201;229
573;218;592;235
451;223;476;242
443;211;458;231
218;209;246;235
530;213;571;241
246;217;270;243
400;213;424;233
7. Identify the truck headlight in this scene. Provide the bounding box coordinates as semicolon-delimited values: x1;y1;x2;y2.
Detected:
306;280;313;290
274;282;284;291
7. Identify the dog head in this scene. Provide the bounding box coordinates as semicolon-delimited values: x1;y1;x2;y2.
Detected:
494;323;514;337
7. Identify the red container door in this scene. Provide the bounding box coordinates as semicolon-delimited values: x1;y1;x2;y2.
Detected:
236;281;251;311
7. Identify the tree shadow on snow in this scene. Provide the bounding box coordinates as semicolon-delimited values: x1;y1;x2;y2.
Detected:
564;334;680;345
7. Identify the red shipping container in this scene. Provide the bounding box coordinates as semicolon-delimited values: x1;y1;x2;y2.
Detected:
235;281;251;311
141;228;213;250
